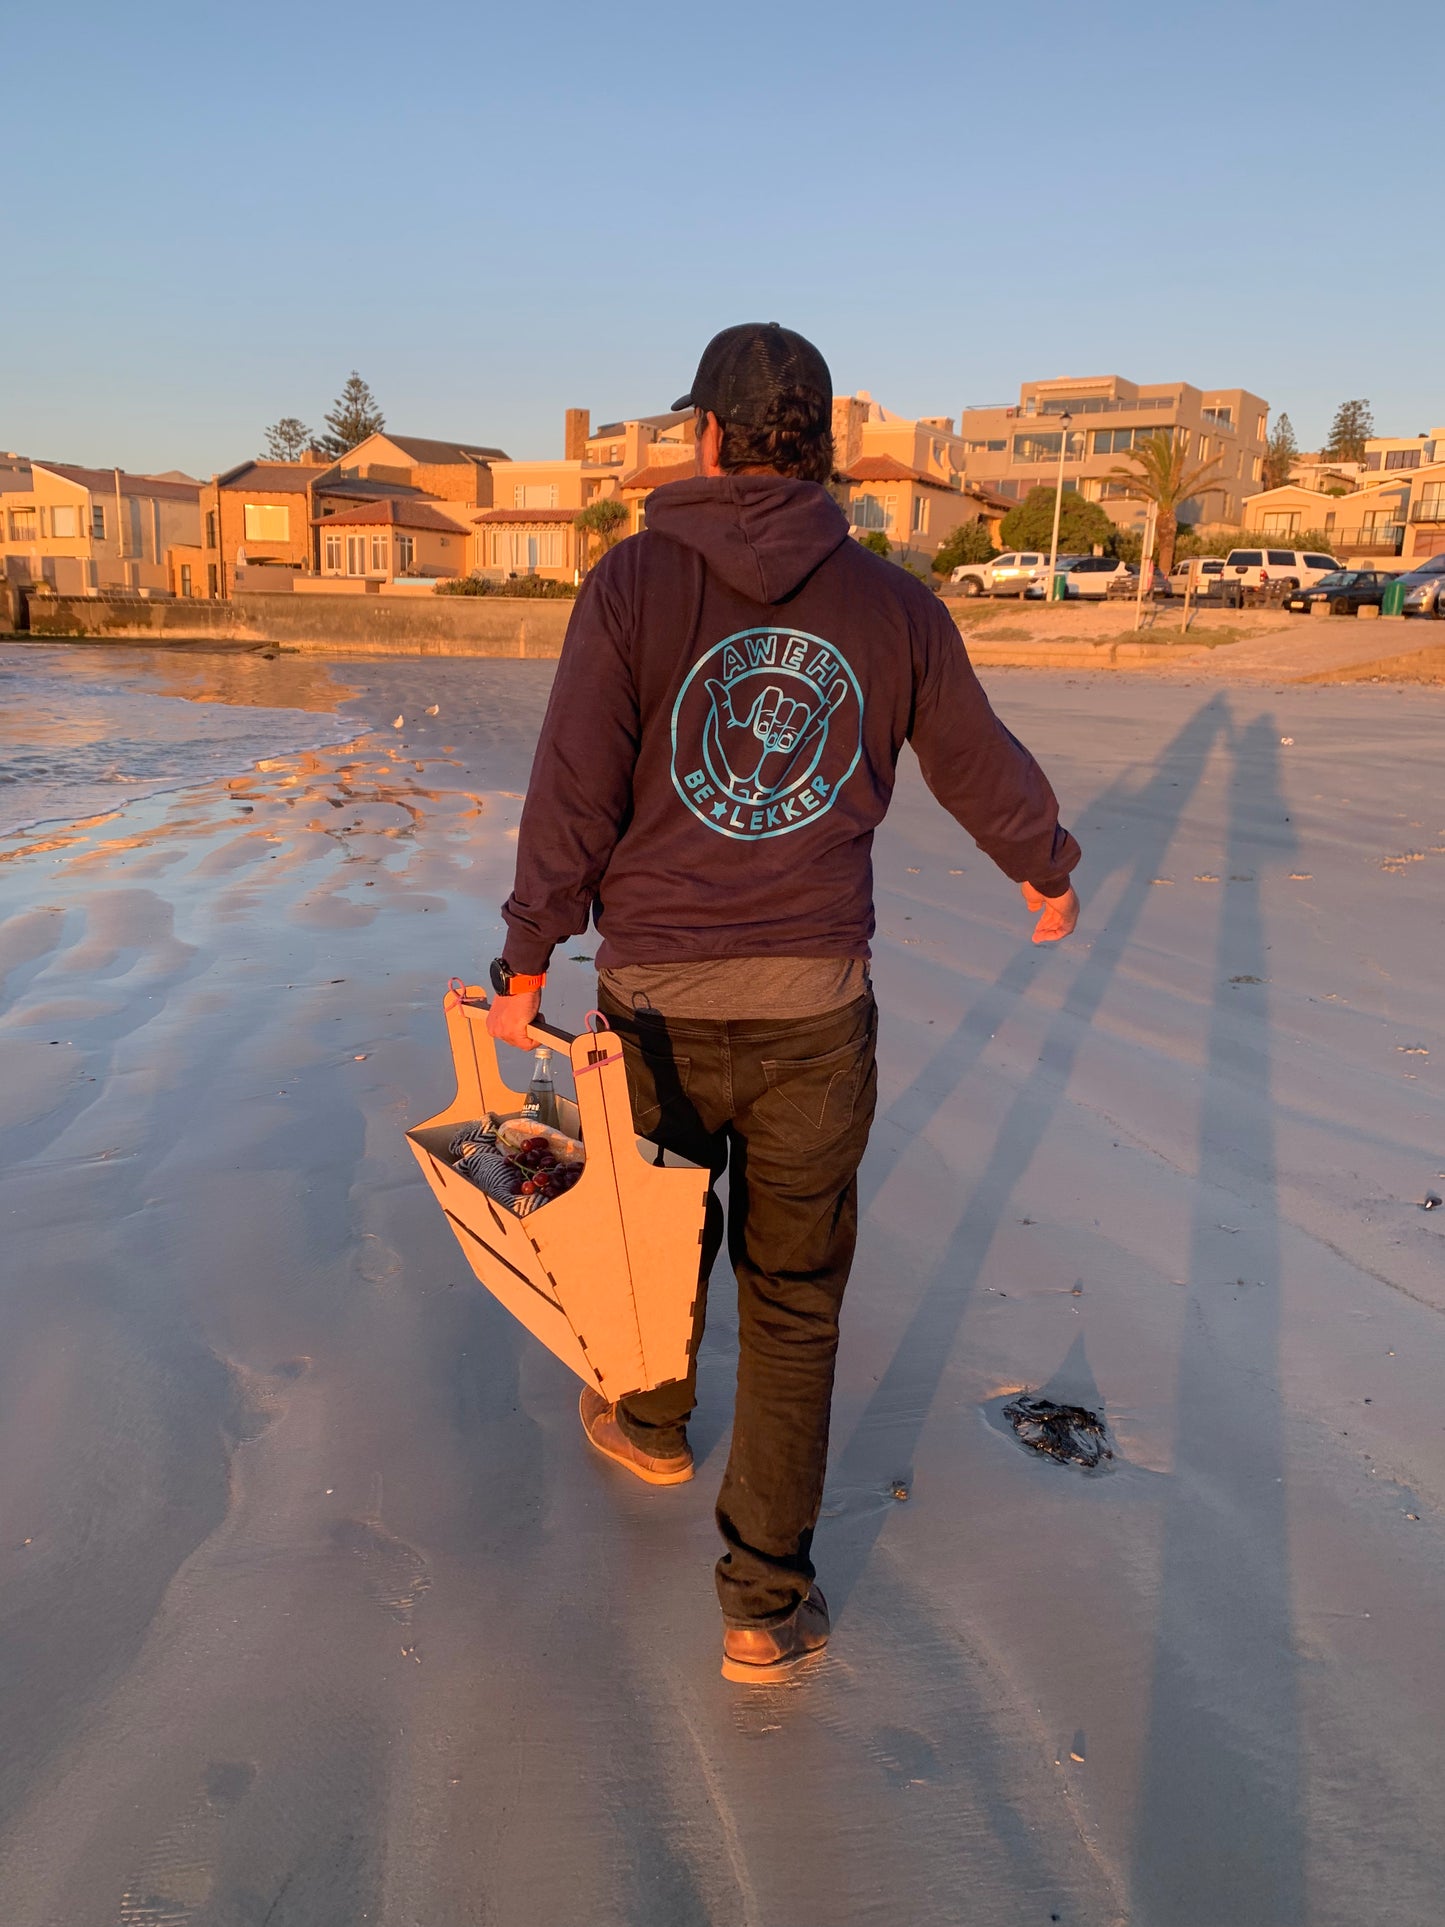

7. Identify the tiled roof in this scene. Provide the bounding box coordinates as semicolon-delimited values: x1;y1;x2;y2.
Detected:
311;498;470;532
473;506;580;524
620;462;694;493
216;461;322;494
316;475;427;501
591;410;691;438
844;455;952;488
36;462;200;500
381;434;510;464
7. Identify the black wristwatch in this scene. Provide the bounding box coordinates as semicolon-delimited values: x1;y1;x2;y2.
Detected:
490;956;547;997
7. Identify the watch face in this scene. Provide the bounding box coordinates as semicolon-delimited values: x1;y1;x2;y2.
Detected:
489;957;511;996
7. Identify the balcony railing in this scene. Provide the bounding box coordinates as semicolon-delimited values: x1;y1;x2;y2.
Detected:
1324;526;1406;554
1037;396;1175;417
1409;500;1445;523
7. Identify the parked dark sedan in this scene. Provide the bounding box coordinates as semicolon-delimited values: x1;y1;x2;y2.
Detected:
1285;570;1390;615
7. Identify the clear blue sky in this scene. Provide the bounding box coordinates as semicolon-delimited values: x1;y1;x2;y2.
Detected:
6;0;1440;476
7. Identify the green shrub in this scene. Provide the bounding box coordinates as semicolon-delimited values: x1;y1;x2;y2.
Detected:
435;573;577;598
857;530;891;557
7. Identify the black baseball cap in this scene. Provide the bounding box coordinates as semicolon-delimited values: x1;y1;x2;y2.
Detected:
673;322;832;429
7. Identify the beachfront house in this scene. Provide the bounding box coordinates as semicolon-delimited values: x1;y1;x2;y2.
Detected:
0;458;200;596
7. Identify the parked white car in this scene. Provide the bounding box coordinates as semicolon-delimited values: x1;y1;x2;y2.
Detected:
1023;555;1131;599
950;551;1046;596
1222;547;1338;590
1169;557;1228;595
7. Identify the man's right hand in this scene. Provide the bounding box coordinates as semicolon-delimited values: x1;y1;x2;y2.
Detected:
1022;881;1080;944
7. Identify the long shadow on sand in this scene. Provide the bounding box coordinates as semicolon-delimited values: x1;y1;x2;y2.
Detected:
1128;715;1304;1924
824;694;1306;1921
827;693;1231;1577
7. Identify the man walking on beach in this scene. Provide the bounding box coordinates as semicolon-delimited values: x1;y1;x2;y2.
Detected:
489;323;1080;1681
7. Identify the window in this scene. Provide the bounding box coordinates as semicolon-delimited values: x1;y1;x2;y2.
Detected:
1384;449;1421;470
1013;432;1063;463
1303;555;1336;570
205;509;217;549
180;564;192;597
396;534;415;572
50;505;78;538
8;508;37;540
207;563;218;596
1202;405;1233;426
370;534;387;572
346;535;367;575
1261;514;1300;536
1416;484;1445;520
1363;452;1382;470
850;494;886;531
243;503;290;542
911;494;930;534
1232;551;1263;566
1266;549;1295;565
1251;457;1262;483
1096;480;1133;500
324;532;342;571
92;503;106;540
965;438;1006;453
488;528;564;570
1091;426;1168;456
514;483;559;508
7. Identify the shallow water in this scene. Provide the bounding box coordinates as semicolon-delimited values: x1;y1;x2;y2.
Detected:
0;646;351;837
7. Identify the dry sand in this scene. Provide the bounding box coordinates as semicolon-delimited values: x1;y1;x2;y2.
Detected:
1;645;1442;1927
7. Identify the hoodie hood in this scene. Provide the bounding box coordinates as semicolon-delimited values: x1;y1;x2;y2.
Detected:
643;473;850;604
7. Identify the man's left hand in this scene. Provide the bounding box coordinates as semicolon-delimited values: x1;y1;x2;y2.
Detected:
486;988;542;1051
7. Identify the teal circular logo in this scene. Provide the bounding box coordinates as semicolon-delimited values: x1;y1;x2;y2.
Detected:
670;627;862;840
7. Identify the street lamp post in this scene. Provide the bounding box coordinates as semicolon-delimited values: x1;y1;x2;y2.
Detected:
1046;411;1073;600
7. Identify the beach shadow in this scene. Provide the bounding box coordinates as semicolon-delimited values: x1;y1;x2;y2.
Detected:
1128;712;1305;1923
824;693;1233;1612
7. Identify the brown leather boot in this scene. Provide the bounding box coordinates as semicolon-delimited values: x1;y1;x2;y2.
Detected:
721;1586;830;1683
578;1386;694;1486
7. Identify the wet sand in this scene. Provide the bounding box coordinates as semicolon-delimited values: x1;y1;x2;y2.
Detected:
1;646;1442;1926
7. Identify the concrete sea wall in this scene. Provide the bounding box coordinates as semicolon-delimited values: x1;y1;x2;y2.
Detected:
24;592;574;657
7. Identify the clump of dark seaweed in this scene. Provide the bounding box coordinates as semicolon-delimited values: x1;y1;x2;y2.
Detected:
1003;1394;1112;1469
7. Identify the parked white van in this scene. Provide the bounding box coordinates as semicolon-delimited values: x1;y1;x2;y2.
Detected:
1222;547;1338;590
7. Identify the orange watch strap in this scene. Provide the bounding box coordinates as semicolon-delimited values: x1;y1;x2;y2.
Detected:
503;971;547;994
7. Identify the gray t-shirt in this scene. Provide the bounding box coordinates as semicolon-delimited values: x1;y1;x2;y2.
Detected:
598;956;869;1021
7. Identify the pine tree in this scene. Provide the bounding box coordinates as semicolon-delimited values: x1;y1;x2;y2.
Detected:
1323;399;1373;464
320;373;385;457
262;417;313;463
1262;412;1299;490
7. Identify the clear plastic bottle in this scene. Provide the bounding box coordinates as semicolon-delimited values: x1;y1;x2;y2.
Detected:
522;1046;559;1129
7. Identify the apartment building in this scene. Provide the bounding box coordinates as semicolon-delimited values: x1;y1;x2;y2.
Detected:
0;457;200;594
956;376;1270;530
1244;463;1445;565
1359;427;1445;478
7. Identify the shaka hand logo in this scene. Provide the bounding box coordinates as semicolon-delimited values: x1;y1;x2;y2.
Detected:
670;627;863;842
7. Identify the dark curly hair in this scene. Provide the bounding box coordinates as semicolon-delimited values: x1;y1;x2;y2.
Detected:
705;387;835;484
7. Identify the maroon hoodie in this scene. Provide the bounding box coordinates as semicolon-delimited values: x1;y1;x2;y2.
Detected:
501;475;1079;973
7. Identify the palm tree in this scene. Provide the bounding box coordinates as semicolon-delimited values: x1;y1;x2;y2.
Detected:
1108;432;1227;574
572;498;630;572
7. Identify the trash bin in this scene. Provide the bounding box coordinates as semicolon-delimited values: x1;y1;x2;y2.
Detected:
1049;572;1069;602
407;983;709;1401
1381;577;1407;617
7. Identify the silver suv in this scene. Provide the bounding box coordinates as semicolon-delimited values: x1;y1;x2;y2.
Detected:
1398;553;1445;615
